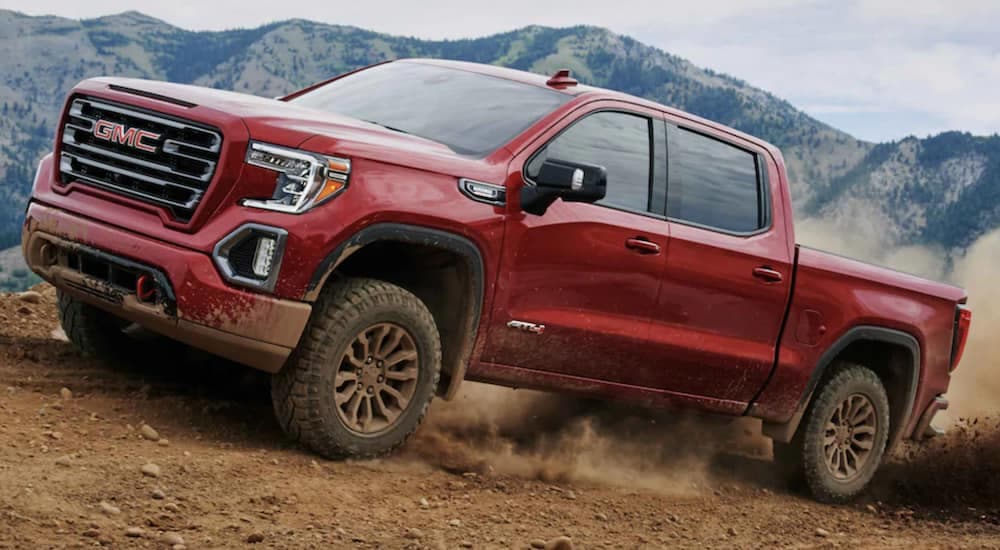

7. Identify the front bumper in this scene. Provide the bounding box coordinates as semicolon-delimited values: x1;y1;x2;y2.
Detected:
23;201;311;372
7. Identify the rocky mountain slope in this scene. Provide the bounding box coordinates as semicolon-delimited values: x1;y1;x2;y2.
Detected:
0;9;996;263
807;132;1000;249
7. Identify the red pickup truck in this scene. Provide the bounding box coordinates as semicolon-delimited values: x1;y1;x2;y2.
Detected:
23;59;971;502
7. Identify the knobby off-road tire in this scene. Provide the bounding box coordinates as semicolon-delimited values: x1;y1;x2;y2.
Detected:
57;291;136;360
774;362;891;504
272;277;441;459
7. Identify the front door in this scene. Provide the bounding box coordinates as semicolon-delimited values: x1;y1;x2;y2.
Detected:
483;106;670;384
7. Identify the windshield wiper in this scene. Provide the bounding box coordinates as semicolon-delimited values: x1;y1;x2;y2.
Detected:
361;119;410;135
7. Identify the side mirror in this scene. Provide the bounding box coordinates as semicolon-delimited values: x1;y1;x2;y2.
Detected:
521;158;607;215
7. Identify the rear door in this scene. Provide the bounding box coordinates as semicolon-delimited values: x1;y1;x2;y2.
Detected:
643;121;794;404
482;103;671;383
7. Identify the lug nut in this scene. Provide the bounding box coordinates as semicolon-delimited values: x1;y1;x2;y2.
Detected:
367;386;374;394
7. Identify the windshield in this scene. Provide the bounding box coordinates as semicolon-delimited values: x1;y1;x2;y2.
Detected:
289;62;572;157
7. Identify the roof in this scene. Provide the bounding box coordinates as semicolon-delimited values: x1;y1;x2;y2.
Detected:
400;58;597;96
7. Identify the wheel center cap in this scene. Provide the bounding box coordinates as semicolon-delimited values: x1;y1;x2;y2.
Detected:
359;364;380;386
836;425;850;443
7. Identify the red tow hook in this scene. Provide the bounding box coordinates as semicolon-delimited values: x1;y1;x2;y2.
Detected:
136;274;157;303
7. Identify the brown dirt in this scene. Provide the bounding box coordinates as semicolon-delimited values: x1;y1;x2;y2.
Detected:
2;285;999;549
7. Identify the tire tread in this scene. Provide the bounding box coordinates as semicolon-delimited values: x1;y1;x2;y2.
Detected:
57;291;131;359
272;277;441;459
780;362;891;504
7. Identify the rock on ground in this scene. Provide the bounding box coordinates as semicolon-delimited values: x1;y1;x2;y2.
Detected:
17;291;42;304
140;424;159;441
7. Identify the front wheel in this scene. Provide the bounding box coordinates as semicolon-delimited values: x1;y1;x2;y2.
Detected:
271;278;441;459
775;363;891;503
57;291;136;360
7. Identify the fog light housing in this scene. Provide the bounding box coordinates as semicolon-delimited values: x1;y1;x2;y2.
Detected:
213;224;288;293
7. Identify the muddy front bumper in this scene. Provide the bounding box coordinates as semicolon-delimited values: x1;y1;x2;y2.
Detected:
22;202;311;372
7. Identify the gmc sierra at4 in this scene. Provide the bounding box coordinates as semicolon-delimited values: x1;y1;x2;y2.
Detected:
23;59;972;502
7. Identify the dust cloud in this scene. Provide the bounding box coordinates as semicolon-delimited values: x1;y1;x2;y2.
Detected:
945;230;1000;418
409;383;768;495
883;416;1000;507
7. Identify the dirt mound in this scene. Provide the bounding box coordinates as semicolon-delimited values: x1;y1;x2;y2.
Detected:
0;283;59;339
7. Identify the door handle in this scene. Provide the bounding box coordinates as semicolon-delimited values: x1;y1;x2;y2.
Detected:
625;237;661;255
752;266;784;283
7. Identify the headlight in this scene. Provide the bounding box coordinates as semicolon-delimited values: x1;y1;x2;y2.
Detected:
242;142;350;214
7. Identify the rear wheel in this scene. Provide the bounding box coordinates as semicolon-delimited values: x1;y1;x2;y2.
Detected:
271;277;441;459
776;363;890;503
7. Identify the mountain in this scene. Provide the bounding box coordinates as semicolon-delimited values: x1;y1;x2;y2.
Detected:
0;9;996;267
806;132;1000;249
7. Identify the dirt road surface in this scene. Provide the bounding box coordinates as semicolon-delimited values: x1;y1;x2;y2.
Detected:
1;286;998;549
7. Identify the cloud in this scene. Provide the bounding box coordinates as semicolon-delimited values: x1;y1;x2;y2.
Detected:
648;2;1000;140
853;0;999;29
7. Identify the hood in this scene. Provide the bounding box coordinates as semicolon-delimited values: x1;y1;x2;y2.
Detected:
83;77;503;182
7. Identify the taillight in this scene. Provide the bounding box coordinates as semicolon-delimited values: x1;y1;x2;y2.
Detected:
950;306;972;371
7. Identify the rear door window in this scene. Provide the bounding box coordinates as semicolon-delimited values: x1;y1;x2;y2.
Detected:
666;126;765;233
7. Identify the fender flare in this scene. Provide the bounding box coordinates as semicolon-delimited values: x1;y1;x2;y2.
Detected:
763;325;921;445
305;223;486;400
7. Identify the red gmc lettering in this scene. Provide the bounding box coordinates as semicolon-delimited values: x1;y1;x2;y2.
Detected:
133;130;160;153
111;124;137;147
92;119;115;140
92;120;160;152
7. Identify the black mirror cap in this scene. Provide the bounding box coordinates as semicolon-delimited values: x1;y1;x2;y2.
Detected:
535;158;607;200
521;159;608;215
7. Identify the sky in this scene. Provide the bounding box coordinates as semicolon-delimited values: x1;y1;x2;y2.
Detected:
4;0;998;143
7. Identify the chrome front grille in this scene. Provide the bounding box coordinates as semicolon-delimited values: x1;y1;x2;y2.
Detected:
59;97;222;221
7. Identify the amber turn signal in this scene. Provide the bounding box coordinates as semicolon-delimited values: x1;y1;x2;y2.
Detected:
315;179;346;203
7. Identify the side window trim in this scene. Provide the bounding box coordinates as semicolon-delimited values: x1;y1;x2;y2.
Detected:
757;152;772;230
664;123;773;237
651;117;668;217
523;108;663;219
